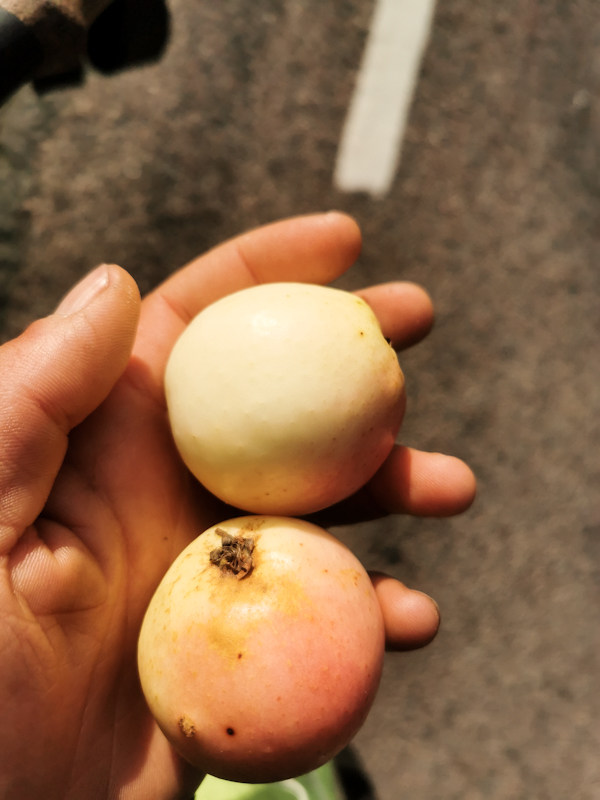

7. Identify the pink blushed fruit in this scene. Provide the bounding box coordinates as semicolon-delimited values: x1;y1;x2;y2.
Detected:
137;516;385;783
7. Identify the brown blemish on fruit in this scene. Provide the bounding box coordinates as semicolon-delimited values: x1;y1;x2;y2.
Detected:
179;716;195;737
338;568;362;587
226;727;235;736
241;517;267;534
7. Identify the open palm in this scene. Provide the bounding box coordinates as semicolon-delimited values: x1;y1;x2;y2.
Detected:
0;213;475;800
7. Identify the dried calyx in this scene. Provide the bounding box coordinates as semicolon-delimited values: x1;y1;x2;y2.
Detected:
209;528;255;580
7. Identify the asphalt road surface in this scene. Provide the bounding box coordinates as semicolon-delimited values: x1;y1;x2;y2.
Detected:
1;1;599;798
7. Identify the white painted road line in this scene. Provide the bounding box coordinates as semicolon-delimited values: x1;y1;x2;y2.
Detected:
334;0;437;198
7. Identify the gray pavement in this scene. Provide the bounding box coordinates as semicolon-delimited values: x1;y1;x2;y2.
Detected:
0;1;599;798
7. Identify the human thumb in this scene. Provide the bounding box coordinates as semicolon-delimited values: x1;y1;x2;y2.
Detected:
0;264;141;554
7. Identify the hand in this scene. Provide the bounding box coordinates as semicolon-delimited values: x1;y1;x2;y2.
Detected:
0;212;475;800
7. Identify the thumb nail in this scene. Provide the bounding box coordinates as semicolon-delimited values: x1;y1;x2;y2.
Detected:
55;265;110;316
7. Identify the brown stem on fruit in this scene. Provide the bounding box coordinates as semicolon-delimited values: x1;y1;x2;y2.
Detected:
209;528;254;579
178;716;195;737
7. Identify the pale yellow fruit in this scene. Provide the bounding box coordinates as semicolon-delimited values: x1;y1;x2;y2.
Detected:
165;282;404;515
137;516;385;783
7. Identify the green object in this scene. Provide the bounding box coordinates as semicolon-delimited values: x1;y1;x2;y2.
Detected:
195;761;343;800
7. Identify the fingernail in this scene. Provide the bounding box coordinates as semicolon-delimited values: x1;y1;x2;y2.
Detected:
55;265;110;316
415;590;441;621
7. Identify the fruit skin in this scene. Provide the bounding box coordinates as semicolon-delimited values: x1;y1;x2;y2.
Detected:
137;516;385;783
164;282;404;516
